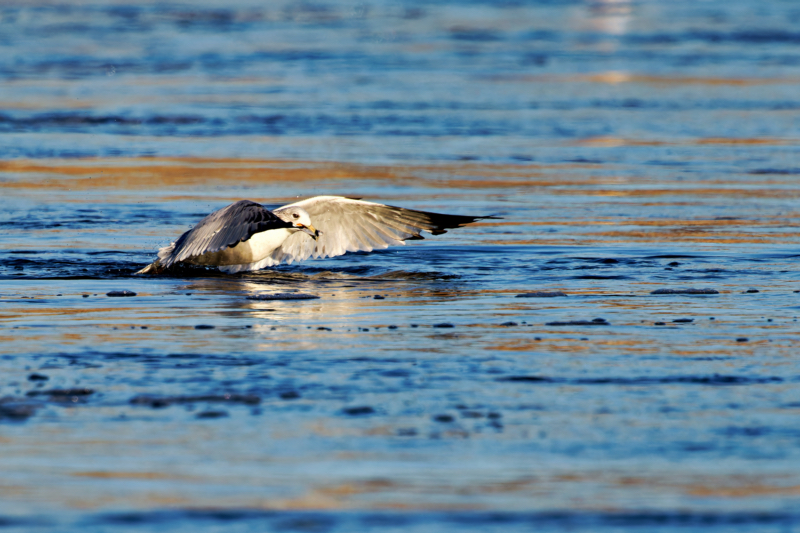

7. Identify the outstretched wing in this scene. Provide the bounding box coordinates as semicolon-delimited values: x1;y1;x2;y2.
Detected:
270;196;490;264
158;200;292;268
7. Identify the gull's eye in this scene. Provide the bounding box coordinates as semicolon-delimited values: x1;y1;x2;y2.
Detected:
292;213;299;219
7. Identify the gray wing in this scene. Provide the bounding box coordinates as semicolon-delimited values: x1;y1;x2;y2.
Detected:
158;200;292;268
270;196;489;264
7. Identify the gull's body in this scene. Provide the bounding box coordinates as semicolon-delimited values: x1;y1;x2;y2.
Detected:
136;196;489;274
185;227;296;269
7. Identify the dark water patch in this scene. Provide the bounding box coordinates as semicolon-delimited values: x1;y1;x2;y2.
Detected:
87;251;144;257
69;351;145;360
545;318;609;326
157;8;256;30
627;29;800;45
748;168;800;175
350;101;520;112
575;258;622;264
32;352;268;370
541;257;656;271
0;113;149;127
571;275;630;280
651;288;720;295
0;218;108;228
516;291;567;298
720;426;772;437
6;96;798;146
270;264;378;278
77;509;800;531
643;254;700;260
379;369;413;378
165;355;265;368
342;406;375;416
4;47;353;79
569;99;800;112
130;393;261;408
0;398;40;421
566;157;604;164
0;110;535;138
0;214;155;232
0;256;144;280
246;293;320;301
645;160;693;167
0;515;51;527
369;270;461;281
25;387;94;401
339;357;410;364
196;410;229;419
499;375;784;386
449;27;502;42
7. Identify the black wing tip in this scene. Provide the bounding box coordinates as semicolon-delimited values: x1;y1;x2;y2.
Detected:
454;214;503;226
424;212;502;231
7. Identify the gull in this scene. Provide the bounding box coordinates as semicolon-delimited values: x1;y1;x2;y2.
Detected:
136;196;492;274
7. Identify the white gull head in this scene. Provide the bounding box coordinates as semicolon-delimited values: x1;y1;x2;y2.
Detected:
273;206;319;239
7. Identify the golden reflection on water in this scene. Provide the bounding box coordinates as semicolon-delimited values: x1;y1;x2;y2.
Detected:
4;156;800;249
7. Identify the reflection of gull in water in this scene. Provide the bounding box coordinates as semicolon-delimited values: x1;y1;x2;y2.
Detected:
181;277;470;330
137;196;491;274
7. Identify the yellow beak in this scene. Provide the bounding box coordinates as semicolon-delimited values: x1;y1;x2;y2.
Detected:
296;223;320;240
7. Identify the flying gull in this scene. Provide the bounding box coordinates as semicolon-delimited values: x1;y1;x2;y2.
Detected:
136;196;492;274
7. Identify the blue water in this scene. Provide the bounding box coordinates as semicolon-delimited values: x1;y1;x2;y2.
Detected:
2;0;800;162
2;1;800;532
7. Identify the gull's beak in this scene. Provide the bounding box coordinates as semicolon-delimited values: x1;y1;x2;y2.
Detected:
296;223;320;240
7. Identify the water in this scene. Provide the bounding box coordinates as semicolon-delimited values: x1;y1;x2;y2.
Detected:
2;1;800;531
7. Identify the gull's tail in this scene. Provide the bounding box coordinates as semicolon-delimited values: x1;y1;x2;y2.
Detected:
135;259;164;275
135;242;176;275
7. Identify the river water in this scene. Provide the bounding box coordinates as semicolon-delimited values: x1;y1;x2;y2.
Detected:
2;1;800;532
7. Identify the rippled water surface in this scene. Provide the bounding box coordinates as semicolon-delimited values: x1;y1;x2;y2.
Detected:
2;1;800;532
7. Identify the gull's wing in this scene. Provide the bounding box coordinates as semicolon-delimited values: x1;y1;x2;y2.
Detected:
158;200;291;268
270;196;488;264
